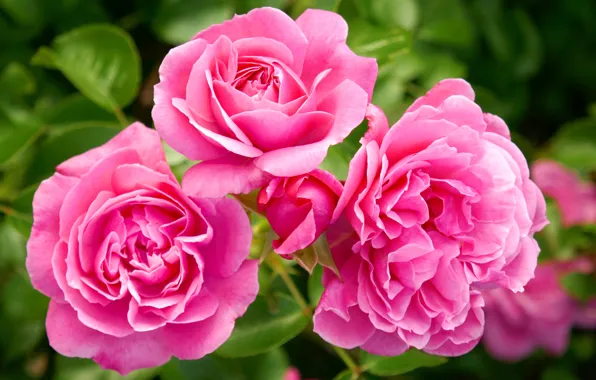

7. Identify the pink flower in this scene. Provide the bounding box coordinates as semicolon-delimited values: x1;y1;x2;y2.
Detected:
26;123;258;374
152;7;377;198
531;159;596;227
576;298;596;328
313;79;548;356
284;367;301;380
258;169;342;256
483;260;591;361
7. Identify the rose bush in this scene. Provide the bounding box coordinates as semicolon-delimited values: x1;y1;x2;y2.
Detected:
152;7;377;198
258;169;342;257
26;123;258;374
313;79;548;356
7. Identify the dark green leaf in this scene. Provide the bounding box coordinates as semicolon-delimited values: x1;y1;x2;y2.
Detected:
54;356;162;380
361;349;447;376
0;117;43;167
418;0;475;49
2;274;48;322
32;24;141;112
0;62;36;99
238;0;288;14
347;19;411;65
0;222;26;269
163;349;289;380
152;0;233;45
26;123;120;184
47;94;119;128
370;0;419;30
215;294;310;357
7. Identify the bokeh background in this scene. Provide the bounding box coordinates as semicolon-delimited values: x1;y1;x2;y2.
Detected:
1;0;596;379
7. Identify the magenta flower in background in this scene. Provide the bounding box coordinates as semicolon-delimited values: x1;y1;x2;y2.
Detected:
153;7;377;198
313;79;548;356
26;123;258;374
258;169;342;257
531;159;596;227
483;260;592;361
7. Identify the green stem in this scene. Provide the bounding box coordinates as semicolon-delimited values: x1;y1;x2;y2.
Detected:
334;0;343;12
113;106;128;128
332;346;360;375
269;255;312;316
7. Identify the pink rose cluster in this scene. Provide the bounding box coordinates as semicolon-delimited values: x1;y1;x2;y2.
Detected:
483;259;595;361
25;5;550;375
313;80;548;357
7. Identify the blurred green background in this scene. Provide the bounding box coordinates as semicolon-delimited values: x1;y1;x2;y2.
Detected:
1;0;596;379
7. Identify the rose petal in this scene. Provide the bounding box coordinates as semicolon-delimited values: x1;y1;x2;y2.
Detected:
182;155;270;198
46;301;171;375
194;7;308;75
296;9;377;100
27;173;78;299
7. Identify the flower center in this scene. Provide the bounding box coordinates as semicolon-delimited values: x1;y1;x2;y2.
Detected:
232;61;280;101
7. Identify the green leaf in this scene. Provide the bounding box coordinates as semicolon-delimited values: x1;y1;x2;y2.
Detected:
0;222;26;270
552;118;596;145
361;349;447;376
560;272;596;302
32;24;141;112
291;0;336;17
152;0;234;45
238;0;288;14
0;0;45;28
2;274;48;322
511;9;542;78
333;370;353;380
548;141;596;175
332;370;374;380
473;0;510;62
541;367;579;380
215;294;310;357
0;114;43;167
0;318;45;363
54;356;162;380
418;0;476;49
319;142;356;181
26;123;120;184
370;0;419;30
347;19;411;65
307;264;324;307
0;62;36;99
47;94;119;128
163;349;290;380
419;50;467;90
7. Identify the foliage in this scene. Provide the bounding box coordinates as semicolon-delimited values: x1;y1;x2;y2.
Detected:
1;0;596;379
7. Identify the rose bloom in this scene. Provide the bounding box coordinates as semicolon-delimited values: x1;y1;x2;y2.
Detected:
313;79;548;356
483;260;592;361
26;123;258;374
531;159;596;227
258;169;342;256
153;7;377;198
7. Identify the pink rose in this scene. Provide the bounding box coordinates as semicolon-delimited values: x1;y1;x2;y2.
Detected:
483;260;591;361
258;169;342;256
313;79;548;356
576;298;596;328
26;123;258;374
152;7;377;198
531;159;596;227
